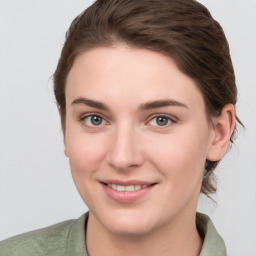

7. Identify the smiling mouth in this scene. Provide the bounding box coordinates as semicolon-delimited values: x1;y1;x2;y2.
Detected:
106;184;150;191
101;181;157;202
101;183;156;192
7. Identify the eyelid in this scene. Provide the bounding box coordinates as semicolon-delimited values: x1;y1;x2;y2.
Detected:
79;112;109;128
146;114;177;127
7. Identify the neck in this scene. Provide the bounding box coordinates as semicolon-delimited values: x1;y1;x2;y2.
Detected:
86;212;203;256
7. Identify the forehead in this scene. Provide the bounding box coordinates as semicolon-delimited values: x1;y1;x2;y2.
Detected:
65;45;205;111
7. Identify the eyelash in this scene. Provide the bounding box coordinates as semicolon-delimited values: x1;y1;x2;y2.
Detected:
79;113;108;129
146;114;175;128
79;113;176;129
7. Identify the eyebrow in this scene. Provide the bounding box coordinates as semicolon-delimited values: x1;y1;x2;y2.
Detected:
71;97;188;111
71;98;109;111
139;99;188;111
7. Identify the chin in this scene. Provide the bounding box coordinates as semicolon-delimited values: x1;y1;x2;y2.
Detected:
95;210;160;237
106;221;155;237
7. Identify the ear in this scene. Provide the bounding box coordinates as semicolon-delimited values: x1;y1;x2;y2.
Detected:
58;107;69;158
207;104;236;162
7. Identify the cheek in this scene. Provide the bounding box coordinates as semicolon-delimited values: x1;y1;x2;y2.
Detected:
146;127;210;191
65;133;107;204
65;127;107;180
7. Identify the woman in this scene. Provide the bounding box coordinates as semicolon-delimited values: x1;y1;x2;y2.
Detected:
0;0;242;255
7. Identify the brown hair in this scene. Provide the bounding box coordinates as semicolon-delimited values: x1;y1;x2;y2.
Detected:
53;0;242;196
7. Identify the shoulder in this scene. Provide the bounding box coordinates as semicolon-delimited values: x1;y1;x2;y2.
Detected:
0;213;88;256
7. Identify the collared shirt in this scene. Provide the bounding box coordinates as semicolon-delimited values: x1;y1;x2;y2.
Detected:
0;212;226;256
197;213;227;256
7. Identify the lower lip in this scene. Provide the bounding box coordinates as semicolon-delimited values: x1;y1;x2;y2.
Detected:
101;184;155;203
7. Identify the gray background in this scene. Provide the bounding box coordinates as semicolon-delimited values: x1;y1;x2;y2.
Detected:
0;0;255;255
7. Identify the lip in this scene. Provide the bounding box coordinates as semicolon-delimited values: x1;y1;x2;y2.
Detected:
101;179;154;186
100;180;157;203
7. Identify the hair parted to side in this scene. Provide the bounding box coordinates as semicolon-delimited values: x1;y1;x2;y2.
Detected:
53;0;243;197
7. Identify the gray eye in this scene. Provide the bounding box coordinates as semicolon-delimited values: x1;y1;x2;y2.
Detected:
156;116;169;126
84;115;104;126
149;116;171;127
90;115;103;125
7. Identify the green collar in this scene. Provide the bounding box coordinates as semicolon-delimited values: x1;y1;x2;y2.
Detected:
197;213;227;256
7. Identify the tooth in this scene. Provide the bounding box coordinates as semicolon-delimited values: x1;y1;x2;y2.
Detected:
117;185;125;191
125;185;135;191
134;185;142;191
108;184;149;191
111;184;117;190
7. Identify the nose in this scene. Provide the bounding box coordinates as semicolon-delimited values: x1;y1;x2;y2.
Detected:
107;124;144;171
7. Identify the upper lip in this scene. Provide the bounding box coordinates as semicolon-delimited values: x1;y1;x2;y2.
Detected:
100;179;157;186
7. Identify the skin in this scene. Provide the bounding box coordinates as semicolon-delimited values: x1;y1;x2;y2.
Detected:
63;45;235;256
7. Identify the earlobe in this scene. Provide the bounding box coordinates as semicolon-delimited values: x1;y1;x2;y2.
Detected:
64;147;69;158
57;106;69;158
62;129;69;158
63;132;69;158
207;104;236;162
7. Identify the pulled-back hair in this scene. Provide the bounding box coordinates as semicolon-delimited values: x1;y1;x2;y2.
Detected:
53;0;242;196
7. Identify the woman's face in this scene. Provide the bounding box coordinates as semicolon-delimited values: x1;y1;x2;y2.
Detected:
64;45;215;236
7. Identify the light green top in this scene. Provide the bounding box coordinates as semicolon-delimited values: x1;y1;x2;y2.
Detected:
0;212;226;256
